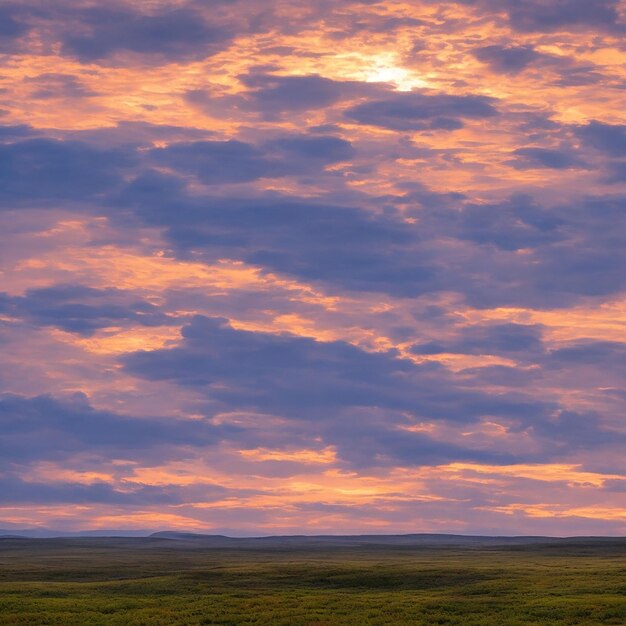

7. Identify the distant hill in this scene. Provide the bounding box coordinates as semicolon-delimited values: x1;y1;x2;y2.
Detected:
0;534;27;539
2;530;626;549
145;532;626;550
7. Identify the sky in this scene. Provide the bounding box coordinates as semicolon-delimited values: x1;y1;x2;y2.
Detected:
1;0;626;536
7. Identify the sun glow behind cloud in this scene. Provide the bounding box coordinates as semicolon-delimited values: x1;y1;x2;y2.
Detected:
355;53;431;90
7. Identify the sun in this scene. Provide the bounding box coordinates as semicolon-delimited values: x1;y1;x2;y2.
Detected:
364;53;430;91
327;51;431;91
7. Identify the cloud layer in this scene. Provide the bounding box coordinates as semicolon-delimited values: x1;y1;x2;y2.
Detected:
1;0;625;535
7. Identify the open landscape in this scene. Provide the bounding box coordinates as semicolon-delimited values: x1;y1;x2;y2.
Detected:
2;534;626;625
2;2;626;625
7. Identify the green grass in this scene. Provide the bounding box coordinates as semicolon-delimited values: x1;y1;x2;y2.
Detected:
2;538;626;624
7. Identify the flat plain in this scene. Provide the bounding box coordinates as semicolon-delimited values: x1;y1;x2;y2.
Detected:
1;534;626;625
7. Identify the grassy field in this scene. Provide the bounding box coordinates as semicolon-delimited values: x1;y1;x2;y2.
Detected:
2;536;626;625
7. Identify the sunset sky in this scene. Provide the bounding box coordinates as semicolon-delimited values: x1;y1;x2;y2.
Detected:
1;0;626;536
